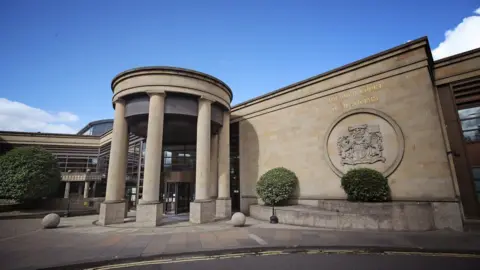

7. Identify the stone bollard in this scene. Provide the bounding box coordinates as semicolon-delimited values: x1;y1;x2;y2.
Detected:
41;213;61;229
231;212;246;227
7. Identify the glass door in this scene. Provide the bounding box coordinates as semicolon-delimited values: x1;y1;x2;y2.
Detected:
176;182;190;214
164;182;176;214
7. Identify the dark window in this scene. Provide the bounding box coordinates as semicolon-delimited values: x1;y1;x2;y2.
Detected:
163;145;196;171
458;106;480;142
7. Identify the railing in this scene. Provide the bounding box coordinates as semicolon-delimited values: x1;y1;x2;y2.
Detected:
61;172;102;182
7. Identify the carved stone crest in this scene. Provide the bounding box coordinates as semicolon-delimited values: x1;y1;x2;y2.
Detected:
337;124;386;166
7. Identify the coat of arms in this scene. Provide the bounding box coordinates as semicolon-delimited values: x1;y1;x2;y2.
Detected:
337;124;386;166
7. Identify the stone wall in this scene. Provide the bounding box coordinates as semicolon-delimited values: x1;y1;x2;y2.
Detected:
233;39;457;212
39;197;104;212
250;201;463;231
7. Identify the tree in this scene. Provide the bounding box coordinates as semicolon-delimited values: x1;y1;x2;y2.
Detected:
256;167;297;206
0;147;61;202
341;168;391;202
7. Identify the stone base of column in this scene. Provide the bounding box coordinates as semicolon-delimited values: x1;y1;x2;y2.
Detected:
190;200;216;224
136;202;163;227
216;198;232;219
98;201;126;226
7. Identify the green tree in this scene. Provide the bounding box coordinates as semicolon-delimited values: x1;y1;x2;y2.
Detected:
0;147;61;202
341;168;391;202
256;167;297;206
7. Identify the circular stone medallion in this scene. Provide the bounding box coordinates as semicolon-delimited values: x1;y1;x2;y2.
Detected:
324;108;404;177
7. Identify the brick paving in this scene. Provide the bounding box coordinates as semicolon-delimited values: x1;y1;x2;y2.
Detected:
1;214;480;270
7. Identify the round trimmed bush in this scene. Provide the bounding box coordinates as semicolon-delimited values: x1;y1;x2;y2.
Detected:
256;167;297;206
0;147;61;202
341;168;390;202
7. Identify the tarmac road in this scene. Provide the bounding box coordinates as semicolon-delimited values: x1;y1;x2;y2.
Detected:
79;250;480;270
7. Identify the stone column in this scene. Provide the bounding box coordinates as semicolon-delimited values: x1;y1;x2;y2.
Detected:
83;181;90;198
136;92;165;227
92;181;97;197
190;97;215;224
99;99;129;225
78;184;83;197
209;134;219;199
216;111;232;218
64;182;70;199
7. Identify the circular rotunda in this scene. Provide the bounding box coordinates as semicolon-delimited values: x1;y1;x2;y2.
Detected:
99;67;233;226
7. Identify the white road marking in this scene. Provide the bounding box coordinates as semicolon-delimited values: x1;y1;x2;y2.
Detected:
116;228;138;233
248;233;268;245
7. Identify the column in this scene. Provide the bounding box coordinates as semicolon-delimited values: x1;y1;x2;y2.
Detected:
64;182;70;199
190;97;215;224
83;182;89;198
99;99;129;225
92;181;97;198
78;184;83;197
209;134;219;199
216;111;232;218
136;92;165;227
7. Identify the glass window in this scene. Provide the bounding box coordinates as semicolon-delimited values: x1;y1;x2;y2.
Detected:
82;127;93;136
473;167;480;202
162;146;195;170
91;122;113;136
458;106;480;142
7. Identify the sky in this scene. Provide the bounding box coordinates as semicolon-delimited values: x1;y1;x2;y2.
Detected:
0;0;479;134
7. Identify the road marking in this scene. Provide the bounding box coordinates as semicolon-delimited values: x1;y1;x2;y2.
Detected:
248;233;268;245
85;249;480;269
384;251;480;258
116;228;137;233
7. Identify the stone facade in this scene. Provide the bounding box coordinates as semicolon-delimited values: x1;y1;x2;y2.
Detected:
233;38;457;211
190;200;216;224
135;203;163;227
249;201;463;231
98;201;126;225
2;37;480;230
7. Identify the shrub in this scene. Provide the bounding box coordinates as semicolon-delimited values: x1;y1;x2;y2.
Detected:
0;147;61;202
341;168;390;202
256;167;297;206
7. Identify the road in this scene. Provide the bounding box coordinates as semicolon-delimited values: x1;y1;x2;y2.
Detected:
78;250;480;270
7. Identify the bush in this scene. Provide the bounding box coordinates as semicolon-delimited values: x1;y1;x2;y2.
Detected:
256;167;297;206
341;168;390;202
0;147;61;202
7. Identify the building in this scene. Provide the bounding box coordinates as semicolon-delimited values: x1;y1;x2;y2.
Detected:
0;37;479;230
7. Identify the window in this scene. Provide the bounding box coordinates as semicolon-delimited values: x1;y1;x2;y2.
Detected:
458;106;480;142
163;145;196;171
473;167;480;202
92;122;113;136
82;127;93;136
53;155;99;173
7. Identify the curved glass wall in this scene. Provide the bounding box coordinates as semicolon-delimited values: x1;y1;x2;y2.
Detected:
81;122;113;136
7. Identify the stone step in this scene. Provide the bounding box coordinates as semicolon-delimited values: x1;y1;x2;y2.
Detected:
249;203;463;232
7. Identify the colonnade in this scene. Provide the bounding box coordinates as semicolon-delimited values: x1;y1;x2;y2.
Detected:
98;93;231;226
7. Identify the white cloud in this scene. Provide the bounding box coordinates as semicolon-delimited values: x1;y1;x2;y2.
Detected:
0;98;79;134
432;7;480;60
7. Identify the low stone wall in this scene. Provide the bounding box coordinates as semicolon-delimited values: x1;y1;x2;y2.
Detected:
250;201;463;232
0;197;105;213
39;197;105;213
0;203;21;212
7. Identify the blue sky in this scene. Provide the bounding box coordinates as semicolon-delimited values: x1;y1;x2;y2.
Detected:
1;0;479;133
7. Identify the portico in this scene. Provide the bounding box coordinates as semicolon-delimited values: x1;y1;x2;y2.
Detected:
98;67;233;226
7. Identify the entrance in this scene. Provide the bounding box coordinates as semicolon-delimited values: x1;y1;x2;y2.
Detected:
164;182;192;214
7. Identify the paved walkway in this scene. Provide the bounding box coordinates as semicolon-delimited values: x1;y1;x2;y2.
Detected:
1;213;480;270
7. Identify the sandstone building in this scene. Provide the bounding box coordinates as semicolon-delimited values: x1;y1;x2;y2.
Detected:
1;37;479;230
